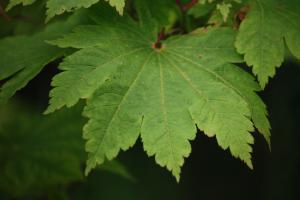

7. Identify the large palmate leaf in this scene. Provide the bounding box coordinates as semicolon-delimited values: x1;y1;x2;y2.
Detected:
46;6;269;180
0;10;89;104
6;0;126;21
235;0;300;88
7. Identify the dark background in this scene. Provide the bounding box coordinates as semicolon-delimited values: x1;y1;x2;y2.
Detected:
11;59;299;200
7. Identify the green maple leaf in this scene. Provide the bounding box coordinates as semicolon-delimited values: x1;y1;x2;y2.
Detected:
5;0;36;10
216;3;232;22
46;0;125;22
133;0;181;31
0;11;88;104
235;0;300;88
46;6;270;180
6;0;126;21
188;1;217;18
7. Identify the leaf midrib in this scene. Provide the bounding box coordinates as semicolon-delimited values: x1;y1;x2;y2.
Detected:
90;50;155;160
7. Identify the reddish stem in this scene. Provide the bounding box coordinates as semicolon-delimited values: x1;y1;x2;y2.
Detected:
153;28;166;49
176;0;182;7
176;0;199;11
0;4;10;21
0;4;11;21
234;5;250;29
182;0;199;11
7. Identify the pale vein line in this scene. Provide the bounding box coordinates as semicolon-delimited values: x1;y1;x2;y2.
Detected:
162;51;252;125
158;54;176;168
165;50;240;99
90;50;155;160
256;0;265;73
161;53;204;97
55;47;147;99
162;54;250;155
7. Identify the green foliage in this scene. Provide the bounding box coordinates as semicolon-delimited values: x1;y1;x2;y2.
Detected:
236;0;300;88
0;103;86;198
45;0;125;22
43;5;268;180
0;103;133;199
216;2;232;22
7;0;126;21
99;160;136;181
0;10;90;104
189;1;216;19
189;0;243;24
6;0;37;10
1;0;298;184
133;0;181;31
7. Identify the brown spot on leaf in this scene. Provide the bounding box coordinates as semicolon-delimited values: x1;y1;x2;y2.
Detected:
234;5;250;29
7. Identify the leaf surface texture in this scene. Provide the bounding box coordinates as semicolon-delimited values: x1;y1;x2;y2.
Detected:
46;7;270;180
236;0;300;87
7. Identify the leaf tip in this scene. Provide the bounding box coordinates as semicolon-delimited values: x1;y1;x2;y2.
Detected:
172;169;181;183
44;104;58;115
171;167;182;183
266;137;271;152
247;160;253;170
85;158;96;176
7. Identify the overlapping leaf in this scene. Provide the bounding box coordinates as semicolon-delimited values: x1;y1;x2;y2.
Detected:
133;0;180;32
236;0;300;87
6;0;126;21
6;0;36;10
46;0;125;22
0;11;89;104
46;6;270;180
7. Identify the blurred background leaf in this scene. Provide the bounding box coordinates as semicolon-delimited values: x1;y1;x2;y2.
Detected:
0;102;135;200
0;103;86;199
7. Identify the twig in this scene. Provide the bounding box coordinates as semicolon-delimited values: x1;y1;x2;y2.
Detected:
0;3;11;21
153;28;166;49
176;0;182;7
182;0;199;11
176;0;199;11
